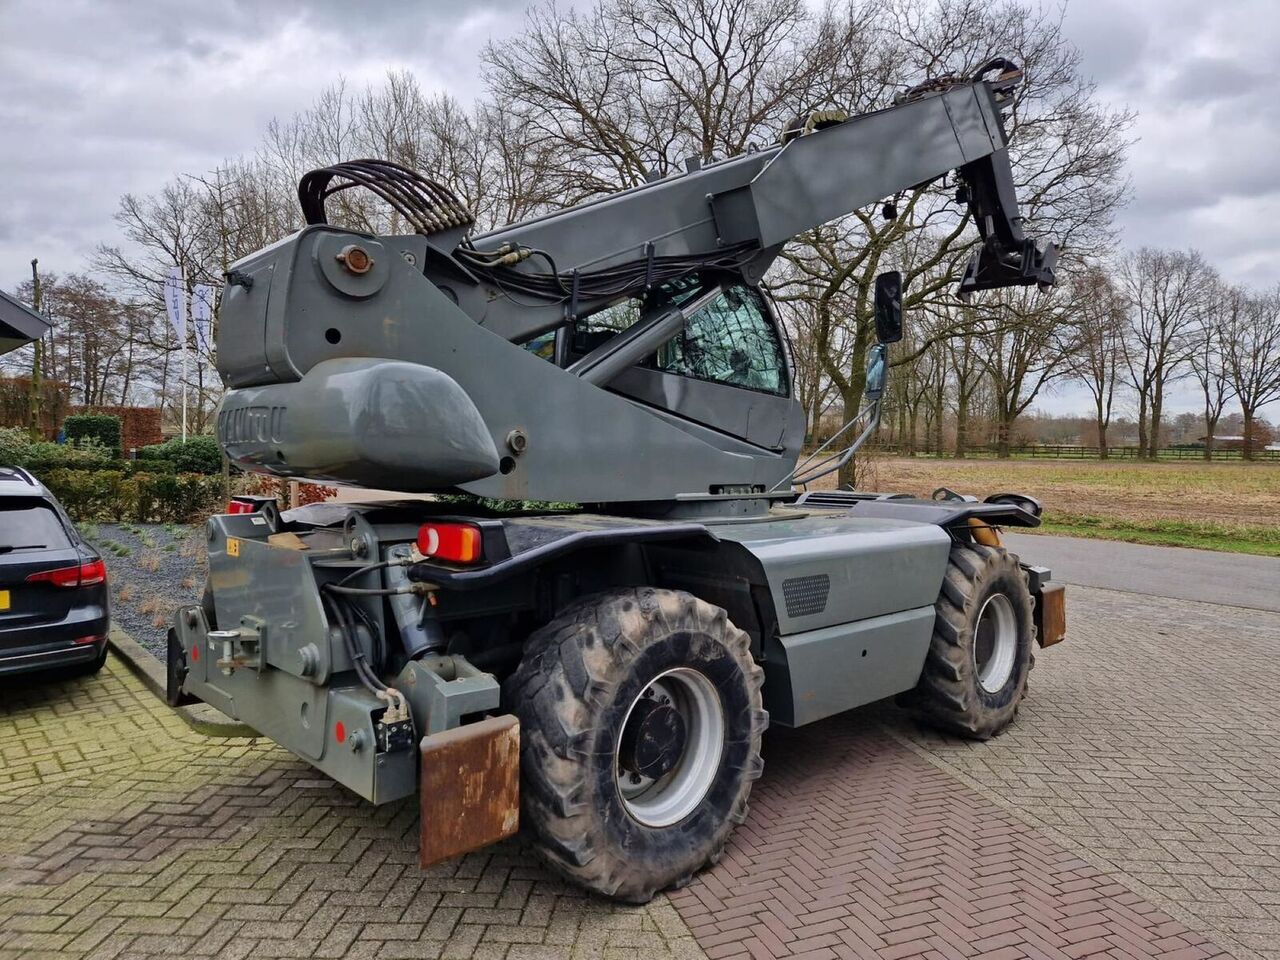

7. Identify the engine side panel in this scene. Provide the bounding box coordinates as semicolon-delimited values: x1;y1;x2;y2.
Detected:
712;512;951;634
709;511;950;725
765;606;935;727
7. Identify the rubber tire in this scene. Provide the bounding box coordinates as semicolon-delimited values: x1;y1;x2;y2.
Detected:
506;587;767;903
907;542;1035;740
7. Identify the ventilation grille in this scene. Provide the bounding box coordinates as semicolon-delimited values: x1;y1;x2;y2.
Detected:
782;574;830;618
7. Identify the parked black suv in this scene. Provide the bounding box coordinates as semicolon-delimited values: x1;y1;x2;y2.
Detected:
0;466;109;676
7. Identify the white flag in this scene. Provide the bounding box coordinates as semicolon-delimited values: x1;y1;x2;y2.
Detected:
164;266;186;342
192;284;214;361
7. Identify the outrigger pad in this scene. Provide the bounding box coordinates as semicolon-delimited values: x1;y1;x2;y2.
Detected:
419;714;520;866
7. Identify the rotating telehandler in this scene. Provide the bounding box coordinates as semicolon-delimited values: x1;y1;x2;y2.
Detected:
170;60;1066;902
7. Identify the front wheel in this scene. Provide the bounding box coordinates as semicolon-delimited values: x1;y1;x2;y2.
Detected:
907;542;1035;739
506;587;767;902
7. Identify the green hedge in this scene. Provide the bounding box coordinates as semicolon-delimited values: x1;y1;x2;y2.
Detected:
137;435;222;474
63;413;122;458
0;426;31;465
1;428;117;472
39;469;224;523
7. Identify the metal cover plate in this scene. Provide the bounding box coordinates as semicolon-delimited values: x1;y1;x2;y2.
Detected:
419;714;520;866
1035;583;1067;647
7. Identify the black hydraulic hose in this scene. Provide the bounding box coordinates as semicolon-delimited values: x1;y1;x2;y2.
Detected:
324;583;410;596
334;558;400;587
322;590;386;693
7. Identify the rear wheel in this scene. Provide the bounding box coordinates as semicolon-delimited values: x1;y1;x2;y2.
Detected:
908;542;1035;739
506;587;766;902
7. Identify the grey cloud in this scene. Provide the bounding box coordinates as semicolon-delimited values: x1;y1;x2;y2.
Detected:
1165;55;1269;104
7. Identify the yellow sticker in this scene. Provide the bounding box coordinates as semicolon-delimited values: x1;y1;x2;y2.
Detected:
226;537;240;558
0;589;9;611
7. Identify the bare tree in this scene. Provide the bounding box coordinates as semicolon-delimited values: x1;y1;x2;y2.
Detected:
1188;282;1235;460
1068;265;1126;458
981;287;1076;457
946;324;986;458
1119;248;1215;458
1222;286;1280;459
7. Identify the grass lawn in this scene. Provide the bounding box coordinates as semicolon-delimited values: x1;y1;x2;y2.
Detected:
829;456;1280;556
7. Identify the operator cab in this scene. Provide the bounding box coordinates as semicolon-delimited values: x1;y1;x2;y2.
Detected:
523;276;795;451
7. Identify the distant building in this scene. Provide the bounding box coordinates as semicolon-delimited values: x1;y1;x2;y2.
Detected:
1195;435;1247;450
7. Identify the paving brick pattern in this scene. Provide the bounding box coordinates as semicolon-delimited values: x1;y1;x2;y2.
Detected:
0;661;702;960
671;708;1228;959
1;584;1268;959
901;586;1280;960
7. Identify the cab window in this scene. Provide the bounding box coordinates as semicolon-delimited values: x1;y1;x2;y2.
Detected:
656;286;787;396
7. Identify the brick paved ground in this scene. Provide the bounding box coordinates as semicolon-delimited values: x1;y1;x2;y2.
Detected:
671;711;1229;960
900;586;1280;960
1;584;1271;959
0;661;701;960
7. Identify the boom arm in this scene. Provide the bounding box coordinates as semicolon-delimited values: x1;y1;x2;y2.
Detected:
451;67;1055;343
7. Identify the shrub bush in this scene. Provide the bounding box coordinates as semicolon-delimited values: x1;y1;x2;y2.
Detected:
138;435;222;474
64;413;122;457
39;469;224;523
0;426;30;465
1;429;115;473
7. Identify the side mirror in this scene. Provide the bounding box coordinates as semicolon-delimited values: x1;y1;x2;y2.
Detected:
864;343;887;401
874;271;903;344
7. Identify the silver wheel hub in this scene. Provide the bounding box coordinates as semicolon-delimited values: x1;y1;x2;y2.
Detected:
616;667;724;827
974;592;1018;693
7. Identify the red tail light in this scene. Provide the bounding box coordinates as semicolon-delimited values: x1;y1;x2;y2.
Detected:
27;558;107;588
226;499;256;515
417;523;483;563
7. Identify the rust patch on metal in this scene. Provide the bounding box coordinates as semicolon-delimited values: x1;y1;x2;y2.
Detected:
419;714;520;867
1035;583;1066;647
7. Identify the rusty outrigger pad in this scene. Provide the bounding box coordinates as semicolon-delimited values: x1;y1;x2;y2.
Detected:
419;714;520;866
1035;583;1067;647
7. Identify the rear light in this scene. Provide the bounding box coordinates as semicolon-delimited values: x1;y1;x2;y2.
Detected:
417;522;483;563
26;558;107;589
226;499;256;515
72;634;104;646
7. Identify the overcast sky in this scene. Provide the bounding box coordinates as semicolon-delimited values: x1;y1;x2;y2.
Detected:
2;0;1276;418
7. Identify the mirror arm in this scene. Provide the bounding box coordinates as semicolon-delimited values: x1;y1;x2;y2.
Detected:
775;397;882;490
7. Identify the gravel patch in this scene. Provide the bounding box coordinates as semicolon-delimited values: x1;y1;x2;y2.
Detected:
80;522;207;660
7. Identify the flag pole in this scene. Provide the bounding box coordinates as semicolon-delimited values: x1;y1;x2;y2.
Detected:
181;266;188;442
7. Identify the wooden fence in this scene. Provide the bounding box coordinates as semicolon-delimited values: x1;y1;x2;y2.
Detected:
876;443;1280;462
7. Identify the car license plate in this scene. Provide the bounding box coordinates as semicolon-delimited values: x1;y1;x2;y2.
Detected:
0;590;9;611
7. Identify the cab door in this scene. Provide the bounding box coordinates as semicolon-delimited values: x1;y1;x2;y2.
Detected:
604;283;801;450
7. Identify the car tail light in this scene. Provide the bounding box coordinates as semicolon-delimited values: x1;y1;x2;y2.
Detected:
417;522;483;563
226;499;256;515
27;558;107;588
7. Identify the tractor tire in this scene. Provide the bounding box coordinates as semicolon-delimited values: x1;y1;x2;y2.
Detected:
908;542;1035;740
506;587;767;903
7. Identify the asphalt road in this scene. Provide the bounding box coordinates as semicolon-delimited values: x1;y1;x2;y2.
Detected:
1004;532;1280;613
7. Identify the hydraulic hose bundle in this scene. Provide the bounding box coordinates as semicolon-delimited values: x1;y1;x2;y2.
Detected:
298;159;474;236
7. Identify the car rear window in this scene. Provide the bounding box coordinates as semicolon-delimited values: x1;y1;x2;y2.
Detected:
0;500;72;550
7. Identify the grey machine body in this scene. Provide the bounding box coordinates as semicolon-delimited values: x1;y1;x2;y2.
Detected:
175;67;1059;803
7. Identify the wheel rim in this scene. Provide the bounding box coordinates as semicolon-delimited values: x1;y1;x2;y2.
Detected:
974;592;1018;693
615;667;725;827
